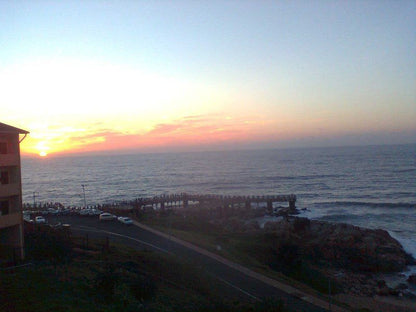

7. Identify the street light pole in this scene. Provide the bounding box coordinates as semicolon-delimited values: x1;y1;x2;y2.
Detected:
33;191;39;209
81;184;87;208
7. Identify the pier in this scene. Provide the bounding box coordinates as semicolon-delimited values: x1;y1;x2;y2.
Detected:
131;193;296;215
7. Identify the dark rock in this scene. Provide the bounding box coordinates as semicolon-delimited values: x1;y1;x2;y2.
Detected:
377;286;390;296
288;207;300;215
376;280;386;288
264;217;414;273
405;253;416;265
403;290;416;299
394;283;408;290
389;288;400;296
407;274;416;284
244;220;260;231
292;217;310;232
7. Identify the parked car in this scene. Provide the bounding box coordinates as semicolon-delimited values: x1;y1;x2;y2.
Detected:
89;209;102;216
99;212;116;221
60;208;71;215
23;214;34;223
47;208;58;214
79;209;91;216
35;216;46;224
117;216;133;225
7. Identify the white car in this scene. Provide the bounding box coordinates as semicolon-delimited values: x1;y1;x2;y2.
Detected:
35;216;46;224
89;209;102;216
117;216;133;225
99;212;116;221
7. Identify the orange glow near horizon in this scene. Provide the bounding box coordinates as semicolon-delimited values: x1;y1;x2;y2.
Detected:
21;124;107;156
18;108;416;157
19;114;282;156
4;57;415;157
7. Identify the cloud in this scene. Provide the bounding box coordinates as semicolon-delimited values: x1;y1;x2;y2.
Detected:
20;113;279;156
148;124;181;136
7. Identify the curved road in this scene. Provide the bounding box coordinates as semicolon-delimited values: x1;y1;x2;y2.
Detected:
49;215;343;312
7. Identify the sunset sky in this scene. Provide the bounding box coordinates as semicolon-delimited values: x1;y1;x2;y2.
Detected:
1;1;415;157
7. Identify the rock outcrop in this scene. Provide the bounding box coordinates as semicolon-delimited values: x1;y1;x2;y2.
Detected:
408;274;416;285
263;217;414;273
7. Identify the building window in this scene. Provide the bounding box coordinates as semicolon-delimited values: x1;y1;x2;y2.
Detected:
1;171;9;184
0;142;7;154
0;200;9;216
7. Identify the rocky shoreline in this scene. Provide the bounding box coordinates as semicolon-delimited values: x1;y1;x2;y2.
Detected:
212;211;416;300
260;216;416;298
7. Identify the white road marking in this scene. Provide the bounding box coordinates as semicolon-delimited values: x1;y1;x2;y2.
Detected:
72;225;170;253
214;275;261;301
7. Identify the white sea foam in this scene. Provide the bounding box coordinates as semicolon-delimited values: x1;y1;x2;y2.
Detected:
389;231;416;260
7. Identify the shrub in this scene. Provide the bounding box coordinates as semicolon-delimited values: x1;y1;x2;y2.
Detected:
24;227;72;264
288;263;342;295
293;217;310;233
94;263;119;303
268;242;302;274
129;275;157;302
253;298;286;312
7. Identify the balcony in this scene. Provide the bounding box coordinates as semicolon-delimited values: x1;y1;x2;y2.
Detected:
0;212;22;228
0;154;19;167
0;183;20;197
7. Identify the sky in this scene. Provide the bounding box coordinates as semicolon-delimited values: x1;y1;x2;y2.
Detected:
1;1;415;157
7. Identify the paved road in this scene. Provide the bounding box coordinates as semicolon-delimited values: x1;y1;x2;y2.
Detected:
49;215;330;311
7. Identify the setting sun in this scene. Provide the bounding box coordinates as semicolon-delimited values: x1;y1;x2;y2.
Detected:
39;151;48;157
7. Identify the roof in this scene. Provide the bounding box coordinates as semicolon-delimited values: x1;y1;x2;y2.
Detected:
0;122;29;134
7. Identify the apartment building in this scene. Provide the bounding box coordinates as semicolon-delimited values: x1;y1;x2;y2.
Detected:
0;122;28;261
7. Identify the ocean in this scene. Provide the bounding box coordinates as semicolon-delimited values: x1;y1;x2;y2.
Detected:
21;144;416;259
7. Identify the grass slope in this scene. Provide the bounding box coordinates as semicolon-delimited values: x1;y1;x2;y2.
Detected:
0;226;289;312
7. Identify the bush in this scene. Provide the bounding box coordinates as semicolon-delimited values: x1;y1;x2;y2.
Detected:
293;217;310;233
288;263;341;295
94;263;119;303
0;245;17;266
267;242;302;274
278;243;301;268
25;227;72;264
129;275;157;302
253;298;286;312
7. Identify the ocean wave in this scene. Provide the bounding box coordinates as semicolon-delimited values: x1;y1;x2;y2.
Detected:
395;168;416;173
265;174;346;182
312;201;416;209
